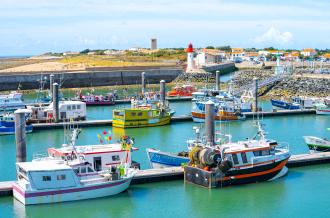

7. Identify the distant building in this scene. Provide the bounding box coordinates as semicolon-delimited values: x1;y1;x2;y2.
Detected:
301;48;316;57
151;38;157;50
195;49;225;66
230;48;245;60
284;52;300;61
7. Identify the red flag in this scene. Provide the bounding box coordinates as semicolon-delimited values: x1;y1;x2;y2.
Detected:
103;131;107;135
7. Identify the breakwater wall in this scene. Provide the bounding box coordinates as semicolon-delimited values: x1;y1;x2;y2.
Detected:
202;63;236;73
0;68;182;91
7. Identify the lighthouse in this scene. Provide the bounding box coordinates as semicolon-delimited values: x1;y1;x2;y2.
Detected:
186;43;194;72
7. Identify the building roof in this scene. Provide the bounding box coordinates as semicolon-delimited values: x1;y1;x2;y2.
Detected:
231;48;244;53
17;161;71;171
301;48;316;52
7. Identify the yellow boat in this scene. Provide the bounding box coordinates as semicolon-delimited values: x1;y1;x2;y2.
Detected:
112;108;172;128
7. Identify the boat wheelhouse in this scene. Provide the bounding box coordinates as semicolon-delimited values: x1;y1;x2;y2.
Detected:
112;108;172;128
0;92;25;111
26;101;86;123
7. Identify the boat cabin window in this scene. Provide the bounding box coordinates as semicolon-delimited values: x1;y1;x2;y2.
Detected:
241;152;248;164
114;111;124;116
138;112;143;116
42;176;51;181
131;112;136;116
80;167;87;174
57;175;66;180
87;167;94;173
262;150;270;156
77;105;81;110
232;154;239;165
254;149;271;156
112;155;120;161
67;105;72;110
73;168;79;174
270;148;275;155
72;105;76;110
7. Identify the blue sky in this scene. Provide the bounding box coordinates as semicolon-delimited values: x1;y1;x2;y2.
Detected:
0;0;329;55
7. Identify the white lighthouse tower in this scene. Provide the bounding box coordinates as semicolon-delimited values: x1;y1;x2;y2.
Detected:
186;43;194;72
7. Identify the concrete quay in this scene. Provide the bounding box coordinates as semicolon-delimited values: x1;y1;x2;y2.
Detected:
2;152;330;196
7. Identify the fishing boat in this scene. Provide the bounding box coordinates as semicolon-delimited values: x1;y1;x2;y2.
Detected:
26;101;86;123
13;159;136;205
112;98;173;128
13;128;138;205
303;129;330;152
0;91;25;111
167;85;196;97
146;148;189;168
0;112;33;135
270;99;301;110
184;122;291;188
192;99;245;122
315;103;330;115
75;91;116;106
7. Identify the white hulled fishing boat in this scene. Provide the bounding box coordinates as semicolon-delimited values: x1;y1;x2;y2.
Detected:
13;128;138;205
0;91;25;111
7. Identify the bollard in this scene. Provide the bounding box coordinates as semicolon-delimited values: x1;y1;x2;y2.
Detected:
160;80;166;104
205;100;215;146
15;109;27;162
53;83;59;122
49;74;54;101
141;72;146;95
216;70;220;91
253;78;258;112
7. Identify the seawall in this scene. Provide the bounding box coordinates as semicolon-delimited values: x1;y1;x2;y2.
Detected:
0;68;182;91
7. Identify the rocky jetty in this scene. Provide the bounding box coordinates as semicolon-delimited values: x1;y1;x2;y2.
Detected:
231;69;330;98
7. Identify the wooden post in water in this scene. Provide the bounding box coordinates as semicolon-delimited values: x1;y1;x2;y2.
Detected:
141;72;146;95
15;109;26;162
160;80;166;105
53;83;59;123
216;70;220;91
49;74;54;101
205;100;215;146
253;78;258;112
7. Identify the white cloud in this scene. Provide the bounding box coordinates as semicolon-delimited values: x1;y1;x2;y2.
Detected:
254;27;293;45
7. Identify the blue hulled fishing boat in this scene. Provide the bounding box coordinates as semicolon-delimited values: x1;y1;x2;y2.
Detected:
271;99;301;110
0;113;33;135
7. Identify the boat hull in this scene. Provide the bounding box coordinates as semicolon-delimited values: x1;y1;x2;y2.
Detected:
271;99;300;110
112;116;171;128
84;101;115;106
316;109;330;115
0;125;33;135
147;148;189;168
191;111;245;122
13;177;133;205
184;158;289;188
304;136;330;152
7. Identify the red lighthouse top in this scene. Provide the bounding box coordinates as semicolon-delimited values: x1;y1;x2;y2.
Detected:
186;43;194;53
